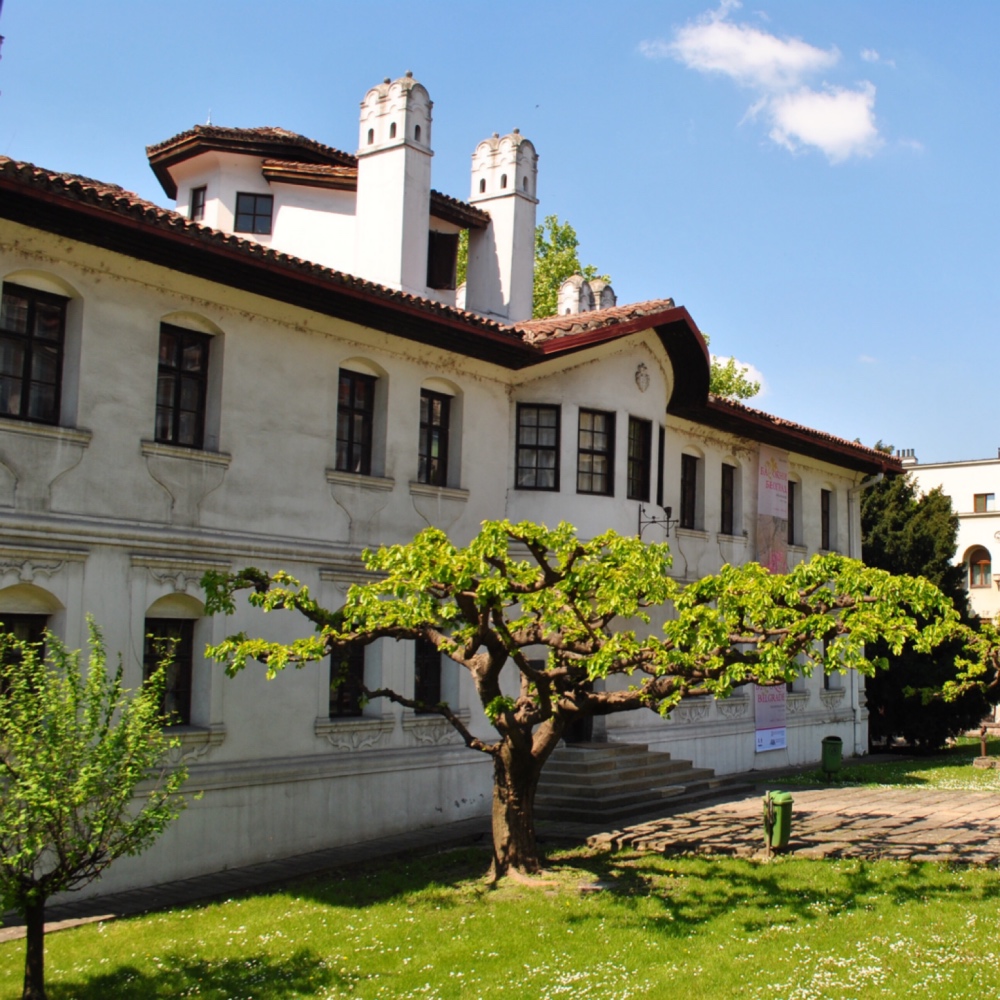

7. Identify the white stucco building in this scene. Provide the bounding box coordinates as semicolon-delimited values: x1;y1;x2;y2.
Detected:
906;449;1000;622
0;73;900;898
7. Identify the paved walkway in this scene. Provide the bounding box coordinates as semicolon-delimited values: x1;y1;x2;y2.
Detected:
5;784;1000;944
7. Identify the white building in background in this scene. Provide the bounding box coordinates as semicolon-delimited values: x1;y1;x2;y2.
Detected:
905;449;1000;622
0;73;899;899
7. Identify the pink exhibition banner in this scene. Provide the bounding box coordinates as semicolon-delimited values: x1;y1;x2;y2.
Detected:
756;446;789;574
754;683;787;752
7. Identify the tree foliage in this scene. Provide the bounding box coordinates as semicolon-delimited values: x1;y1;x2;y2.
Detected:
531;215;608;320
0;624;188;1000
205;520;958;878
861;457;990;749
704;333;761;401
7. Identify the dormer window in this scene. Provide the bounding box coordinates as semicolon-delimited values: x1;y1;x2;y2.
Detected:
234;193;273;236
189;186;206;222
427;232;459;290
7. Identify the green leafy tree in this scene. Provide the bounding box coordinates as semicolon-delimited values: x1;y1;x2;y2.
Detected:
0;624;188;1000
205;520;957;879
704;334;761;401
861;453;990;749
531;215;608;319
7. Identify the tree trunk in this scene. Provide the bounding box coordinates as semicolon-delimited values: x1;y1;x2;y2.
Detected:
489;739;544;878
22;896;46;1000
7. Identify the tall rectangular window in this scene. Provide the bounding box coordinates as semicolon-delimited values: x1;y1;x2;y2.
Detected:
721;463;736;535
418;389;450;486
656;426;665;507
516;404;560;490
821;489;832;550
189;186;207;222
336;370;375;475
627;417;652;502
330;642;365;718
0;282;67;425
414;637;442;714
156;324;210;449
426;232;459;290
787;480;798;545
144;619;194;726
577;409;615;495
680;453;698;530
234;192;274;235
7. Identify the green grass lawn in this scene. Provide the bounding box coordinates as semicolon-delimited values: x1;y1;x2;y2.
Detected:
2;846;1000;999
776;736;1000;790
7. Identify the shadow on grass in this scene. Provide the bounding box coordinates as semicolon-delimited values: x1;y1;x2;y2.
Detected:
47;947;336;1000
539;849;1000;940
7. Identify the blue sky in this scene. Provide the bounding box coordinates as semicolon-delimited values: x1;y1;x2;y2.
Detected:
1;1;995;464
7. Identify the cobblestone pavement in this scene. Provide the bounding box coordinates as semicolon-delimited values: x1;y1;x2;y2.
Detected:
4;786;1000;944
584;788;1000;864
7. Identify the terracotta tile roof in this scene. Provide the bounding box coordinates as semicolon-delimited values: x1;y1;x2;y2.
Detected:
147;125;356;166
514;298;678;343
0;157;518;340
702;395;902;472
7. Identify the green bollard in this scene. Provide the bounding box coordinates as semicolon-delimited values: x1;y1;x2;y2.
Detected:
821;735;843;778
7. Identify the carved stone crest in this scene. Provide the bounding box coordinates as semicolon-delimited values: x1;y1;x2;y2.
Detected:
635;362;650;393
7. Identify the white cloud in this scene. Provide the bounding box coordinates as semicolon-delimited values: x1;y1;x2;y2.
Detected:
858;354;878;364
661;6;838;91
861;48;896;68
767;84;880;162
641;2;883;163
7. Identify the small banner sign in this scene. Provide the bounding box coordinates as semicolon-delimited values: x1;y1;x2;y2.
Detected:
756;446;789;574
755;683;787;752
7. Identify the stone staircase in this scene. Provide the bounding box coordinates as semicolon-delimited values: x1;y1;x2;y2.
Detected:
535;742;746;824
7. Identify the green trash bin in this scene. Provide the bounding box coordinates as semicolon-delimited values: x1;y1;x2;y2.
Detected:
764;791;794;850
821;735;843;777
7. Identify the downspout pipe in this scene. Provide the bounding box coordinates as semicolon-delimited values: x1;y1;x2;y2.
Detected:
846;471;885;756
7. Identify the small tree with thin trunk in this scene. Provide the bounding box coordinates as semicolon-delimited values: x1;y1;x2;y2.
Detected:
204;520;958;879
0;623;188;1000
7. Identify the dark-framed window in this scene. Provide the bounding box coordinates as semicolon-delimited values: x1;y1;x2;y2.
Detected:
0;282;67;425
821;489;832;550
787;480;798;545
418;389;451;486
627;417;652;502
156;324;211;449
680;453;698;530
516;404;560;491
234;192;274;235
330;642;365;718
144;619;194;726
577;409;615;496
336;369;376;475
655;426;665;507
189;186;207;222
427;232;459;290
974;493;996;513
970;546;992;589
0;614;48;695
721;463;736;535
414;637;442;714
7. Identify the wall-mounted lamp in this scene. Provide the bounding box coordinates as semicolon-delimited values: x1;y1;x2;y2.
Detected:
638;503;680;540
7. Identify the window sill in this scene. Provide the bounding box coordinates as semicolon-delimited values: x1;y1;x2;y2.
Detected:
326;468;394;492
141;440;232;468
787;543;807;556
163;723;226;764
717;532;748;544
408;482;469;503
0;417;91;447
674;527;709;541
314;715;395;751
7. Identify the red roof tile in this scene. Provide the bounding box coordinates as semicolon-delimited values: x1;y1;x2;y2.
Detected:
514;298;678;342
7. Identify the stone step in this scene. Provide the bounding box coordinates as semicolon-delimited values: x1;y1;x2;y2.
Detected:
532;741;721;825
540;757;694;786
